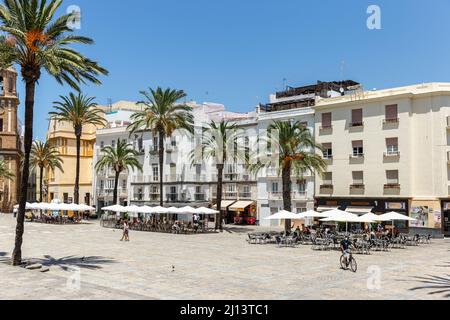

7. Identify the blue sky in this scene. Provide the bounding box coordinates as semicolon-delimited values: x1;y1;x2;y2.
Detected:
14;0;450;139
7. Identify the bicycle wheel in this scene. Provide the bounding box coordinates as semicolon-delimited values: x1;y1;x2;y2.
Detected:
350;258;358;273
340;256;348;270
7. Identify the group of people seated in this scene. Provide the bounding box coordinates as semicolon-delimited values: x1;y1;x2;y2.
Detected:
25;211;84;224
115;214;211;234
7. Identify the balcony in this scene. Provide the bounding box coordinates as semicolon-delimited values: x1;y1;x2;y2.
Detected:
268;191;307;201
350;121;364;128
384;183;401;190
350;153;364;159
239;192;253;200
133;194;144;201
166;145;178;153
350;184;365;190
384;151;400;158
149;146;159;155
319;125;333;133
166;194;179;202
383;118;399;125
320;184;334;193
165;174;182;183
194;193;206;201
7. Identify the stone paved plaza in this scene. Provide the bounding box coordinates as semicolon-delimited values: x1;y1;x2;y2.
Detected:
0;214;449;300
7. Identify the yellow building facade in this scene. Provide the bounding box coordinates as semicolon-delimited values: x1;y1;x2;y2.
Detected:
42;117;100;205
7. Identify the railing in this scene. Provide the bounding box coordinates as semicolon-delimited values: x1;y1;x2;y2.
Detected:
268;191;307;200
350;122;364;127
384;151;400;157
194;194;206;201
350;184;365;189
383;118;399;125
166;194;178;202
239;192;252;199
320;125;333;130
350;153;365;159
384;183;400;189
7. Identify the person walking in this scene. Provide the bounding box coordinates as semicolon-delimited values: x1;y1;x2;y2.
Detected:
121;221;130;242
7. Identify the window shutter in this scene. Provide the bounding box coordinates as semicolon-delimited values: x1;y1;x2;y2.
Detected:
386;105;398;120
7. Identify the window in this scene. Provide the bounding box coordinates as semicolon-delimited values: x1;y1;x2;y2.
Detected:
321;113;332;129
386;138;399;155
272;182;279;193
195;164;202;176
112;140;116;148
298;180;306;193
352;171;364;185
100;141;104;148
0;76;4;95
138;137;144;151
385;105;399;122
63;193;69;204
352;141;364;157
8;77;14;93
323;172;333;185
386;170;399;184
196;186;202;194
0;119;3;132
322;143;333;159
100;180;104;190
122;179;127;189
152;165;159;181
243;185;250;194
351;109;363;126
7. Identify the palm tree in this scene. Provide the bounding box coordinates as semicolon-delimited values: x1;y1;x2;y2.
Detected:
0;159;14;210
128;87;194;206
30;140;64;203
95;139;143;205
0;0;107;266
49;93;106;204
190;121;241;231
248;121;326;233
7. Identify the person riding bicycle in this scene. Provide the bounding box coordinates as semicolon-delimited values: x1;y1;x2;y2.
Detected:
340;236;354;266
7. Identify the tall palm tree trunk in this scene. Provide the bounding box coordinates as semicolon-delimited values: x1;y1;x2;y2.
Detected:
113;170;120;205
158;129;165;206
282;162;293;234
12;77;37;266
216;164;224;231
39;166;44;203
74;127;82;204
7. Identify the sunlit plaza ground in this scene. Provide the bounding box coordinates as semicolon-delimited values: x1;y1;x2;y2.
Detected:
0;214;449;300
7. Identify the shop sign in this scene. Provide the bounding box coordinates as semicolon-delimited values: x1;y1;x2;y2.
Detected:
385;202;406;210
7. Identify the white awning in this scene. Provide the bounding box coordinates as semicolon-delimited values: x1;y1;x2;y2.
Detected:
317;206;339;212
213;200;237;211
229;201;255;212
345;206;374;215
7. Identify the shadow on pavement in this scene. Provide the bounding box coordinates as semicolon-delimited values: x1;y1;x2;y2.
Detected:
409;274;450;299
32;255;117;271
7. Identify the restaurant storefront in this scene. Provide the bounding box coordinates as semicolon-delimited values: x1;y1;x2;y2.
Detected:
315;198;410;229
213;200;236;224
229;201;257;225
408;199;443;237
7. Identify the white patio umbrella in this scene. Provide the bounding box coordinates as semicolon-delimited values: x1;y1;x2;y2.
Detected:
362;212;392;222
166;207;182;214
77;204;95;212
176;206;197;214
379;211;417;234
102;205;127;213
149;206;170;214
194;207;219;215
299;210;332;218
265;210;305;221
320;210;361;232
